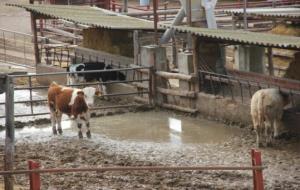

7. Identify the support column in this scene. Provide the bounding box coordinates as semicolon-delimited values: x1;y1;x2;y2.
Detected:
4;76;15;190
31;13;40;66
178;51;194;108
141;45;167;105
267;47;274;76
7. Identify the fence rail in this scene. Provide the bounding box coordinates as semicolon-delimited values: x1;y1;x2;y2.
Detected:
199;69;300;104
1;149;265;190
0;66;152;119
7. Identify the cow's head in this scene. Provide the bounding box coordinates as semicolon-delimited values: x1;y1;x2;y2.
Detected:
82;86;102;107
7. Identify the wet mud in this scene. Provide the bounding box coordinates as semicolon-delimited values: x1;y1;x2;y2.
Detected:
0;111;299;190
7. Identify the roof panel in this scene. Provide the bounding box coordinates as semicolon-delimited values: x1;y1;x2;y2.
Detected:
223;7;300;19
7;4;155;30
161;25;300;49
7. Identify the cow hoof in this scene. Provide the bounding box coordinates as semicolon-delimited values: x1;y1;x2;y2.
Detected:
78;131;83;139
58;128;63;135
53;129;57;135
86;131;91;139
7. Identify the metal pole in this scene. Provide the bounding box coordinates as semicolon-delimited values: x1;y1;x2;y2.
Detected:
153;0;159;45
4;76;15;190
243;0;248;30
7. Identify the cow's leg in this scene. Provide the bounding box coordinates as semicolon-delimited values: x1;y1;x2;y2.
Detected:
256;127;264;147
76;117;83;139
264;119;273;146
85;112;91;138
252;114;263;147
56;111;63;135
50;108;57;135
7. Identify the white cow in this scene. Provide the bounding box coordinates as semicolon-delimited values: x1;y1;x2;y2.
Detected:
250;88;290;147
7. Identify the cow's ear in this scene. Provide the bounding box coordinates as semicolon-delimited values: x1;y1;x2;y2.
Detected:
95;90;101;96
77;91;84;96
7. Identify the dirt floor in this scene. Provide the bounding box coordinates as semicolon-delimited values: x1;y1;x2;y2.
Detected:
0;109;299;190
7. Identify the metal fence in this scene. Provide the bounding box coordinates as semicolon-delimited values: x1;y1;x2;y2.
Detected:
0;28;37;67
199;69;300;105
0;66;152;119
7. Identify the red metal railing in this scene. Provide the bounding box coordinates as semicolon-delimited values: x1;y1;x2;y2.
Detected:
7;149;265;190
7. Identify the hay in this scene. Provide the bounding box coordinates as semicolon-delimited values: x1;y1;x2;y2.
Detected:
270;23;300;37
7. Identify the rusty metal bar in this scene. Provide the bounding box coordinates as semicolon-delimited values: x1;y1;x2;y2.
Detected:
0;165;266;175
9;67;151;77
13;79;150;90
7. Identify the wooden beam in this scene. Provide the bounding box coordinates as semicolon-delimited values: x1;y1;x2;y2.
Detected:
156;71;195;81
267;47;274;76
157;87;196;98
4;76;15;190
31;13;40;65
161;103;198;113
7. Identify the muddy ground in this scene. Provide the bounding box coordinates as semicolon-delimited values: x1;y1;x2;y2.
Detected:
0;109;299;190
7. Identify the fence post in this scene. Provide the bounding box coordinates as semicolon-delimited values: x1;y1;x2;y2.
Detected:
28;160;41;190
4;76;15;190
251;149;264;190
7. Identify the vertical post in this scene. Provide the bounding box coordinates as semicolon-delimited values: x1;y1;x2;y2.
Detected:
153;0;159;45
243;0;248;30
122;0;128;13
133;30;140;66
29;76;34;114
2;32;6;63
28;160;41;190
4;76;15;190
192;35;199;92
148;66;154;106
186;0;193;51
31;13;40;66
267;47;274;76
251;149;264;190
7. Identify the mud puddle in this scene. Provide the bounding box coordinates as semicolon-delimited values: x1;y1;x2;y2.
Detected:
89;111;242;144
4;111;242;145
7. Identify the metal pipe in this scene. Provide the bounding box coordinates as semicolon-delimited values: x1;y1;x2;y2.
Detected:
160;8;185;44
243;0;248;29
13;79;151;90
9;67;151;77
0;166;266;175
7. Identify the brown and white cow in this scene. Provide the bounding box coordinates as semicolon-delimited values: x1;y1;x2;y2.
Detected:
250;88;290;147
47;82;100;138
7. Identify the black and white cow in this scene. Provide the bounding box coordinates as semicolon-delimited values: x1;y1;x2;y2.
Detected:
67;61;126;95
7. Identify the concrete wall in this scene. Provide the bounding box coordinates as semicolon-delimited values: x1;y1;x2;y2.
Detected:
196;92;300;134
82;28;133;58
196;93;251;126
36;64;67;86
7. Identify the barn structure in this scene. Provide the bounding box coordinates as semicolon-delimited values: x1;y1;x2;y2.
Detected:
5;3;300;133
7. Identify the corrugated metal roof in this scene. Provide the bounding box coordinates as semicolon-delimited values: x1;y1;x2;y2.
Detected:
6;4;156;30
161;25;300;50
223;7;300;19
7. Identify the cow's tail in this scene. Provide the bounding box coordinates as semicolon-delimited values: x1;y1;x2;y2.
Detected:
257;93;265;129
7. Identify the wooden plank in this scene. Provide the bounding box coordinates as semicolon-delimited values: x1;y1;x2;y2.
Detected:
156;71;195;81
132;82;148;89
4;76;15;190
161;103;198;113
157;87;196;98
